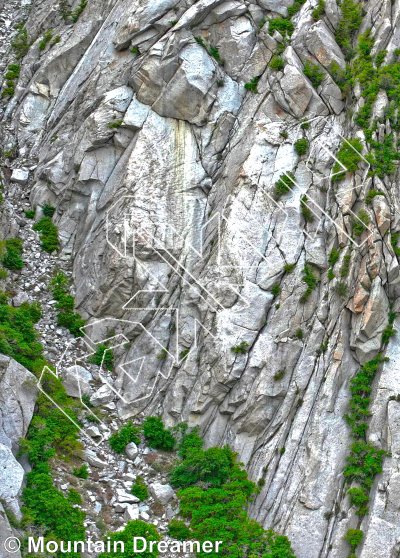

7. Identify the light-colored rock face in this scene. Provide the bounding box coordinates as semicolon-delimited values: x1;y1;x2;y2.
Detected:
149;482;175;505
2;0;400;555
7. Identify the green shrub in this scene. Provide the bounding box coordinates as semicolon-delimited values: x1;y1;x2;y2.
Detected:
24;209;35;219
335;0;362;60
49;271;86;337
270;57;284;71
72;464;89;479
294;138;308;156
344;528;363;551
271;283;281;297
347;487;369;515
209;46;222;63
268;17;294;37
382;323;396;344
300;195;314;223
287;0;307;16
312;0;325;20
328;247;340;267
42;204;56;217
2;238;23;269
171;445;235;489
274;369;286;380
11;26;29;59
365;189;384;204
353;210;370;236
98;520;161;558
0;293;45;373
143;416;175;451
109;421;141;453
71;0;87;22
295;329;303;339
340;254;351;276
1;86;15;98
33;216;58;252
332;138;363;182
131;476;148;501
300;265;318;302
284;263;295;273
177;426;204;458
274;172;295;199
391;232;400;256
39;29;53;50
59;0;71;20
67;487;82;504
231;341;249;354
375;49;387;67
22;462;85;542
167;519;191;540
303;60;325;87
108;121;123;129
89;344;114;369
244;77;259;93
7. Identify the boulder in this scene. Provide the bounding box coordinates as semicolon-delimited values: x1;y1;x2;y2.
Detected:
122;96;151;131
83;449;107;468
124;503;140;521
125;442;139;460
12;291;30;307
257;0;294;16
117;488;140;503
149;482;175;505
89;384;114;406
306;21;345;69
61;365;93;399
0;356;38;451
0;443;25;519
372;195;391;236
10;169;29;185
278;65;313;117
0;501;22;558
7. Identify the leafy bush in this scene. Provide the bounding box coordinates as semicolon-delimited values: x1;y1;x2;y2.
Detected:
2;238;23;269
67;487;82;504
353;210;369;236
11;25;29;59
344;529;363;551
0;293;46;373
72;464;89;479
327;268;335;281
177;426;204;458
365;189;384;204
244;77;259;93
270;57;284;71
22;462;85;542
340;254;351;276
71;0;87;22
300;265;318;302
268;17;294;37
231;341;249;354
39;29;53;50
49;271;86;337
143;416;175;451
332;138;363;182
274;369;286;381
42;204;56;217
303;60;325;87
271;283;281;297
294;138;308;156
59;0;71;20
284;263;295;273
167;519;191;540
109;421;141;453
33;216;58;252
335;0;362;60
328;247;340;267
98;520;161;558
170;445;235;489
274;172;295;199
89;344;114;369
312;0;325;20
287;0;307;17
24;209;35;219
131;475;149;501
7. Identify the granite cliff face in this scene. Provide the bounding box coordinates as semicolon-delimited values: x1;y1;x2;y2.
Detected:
2;0;400;556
